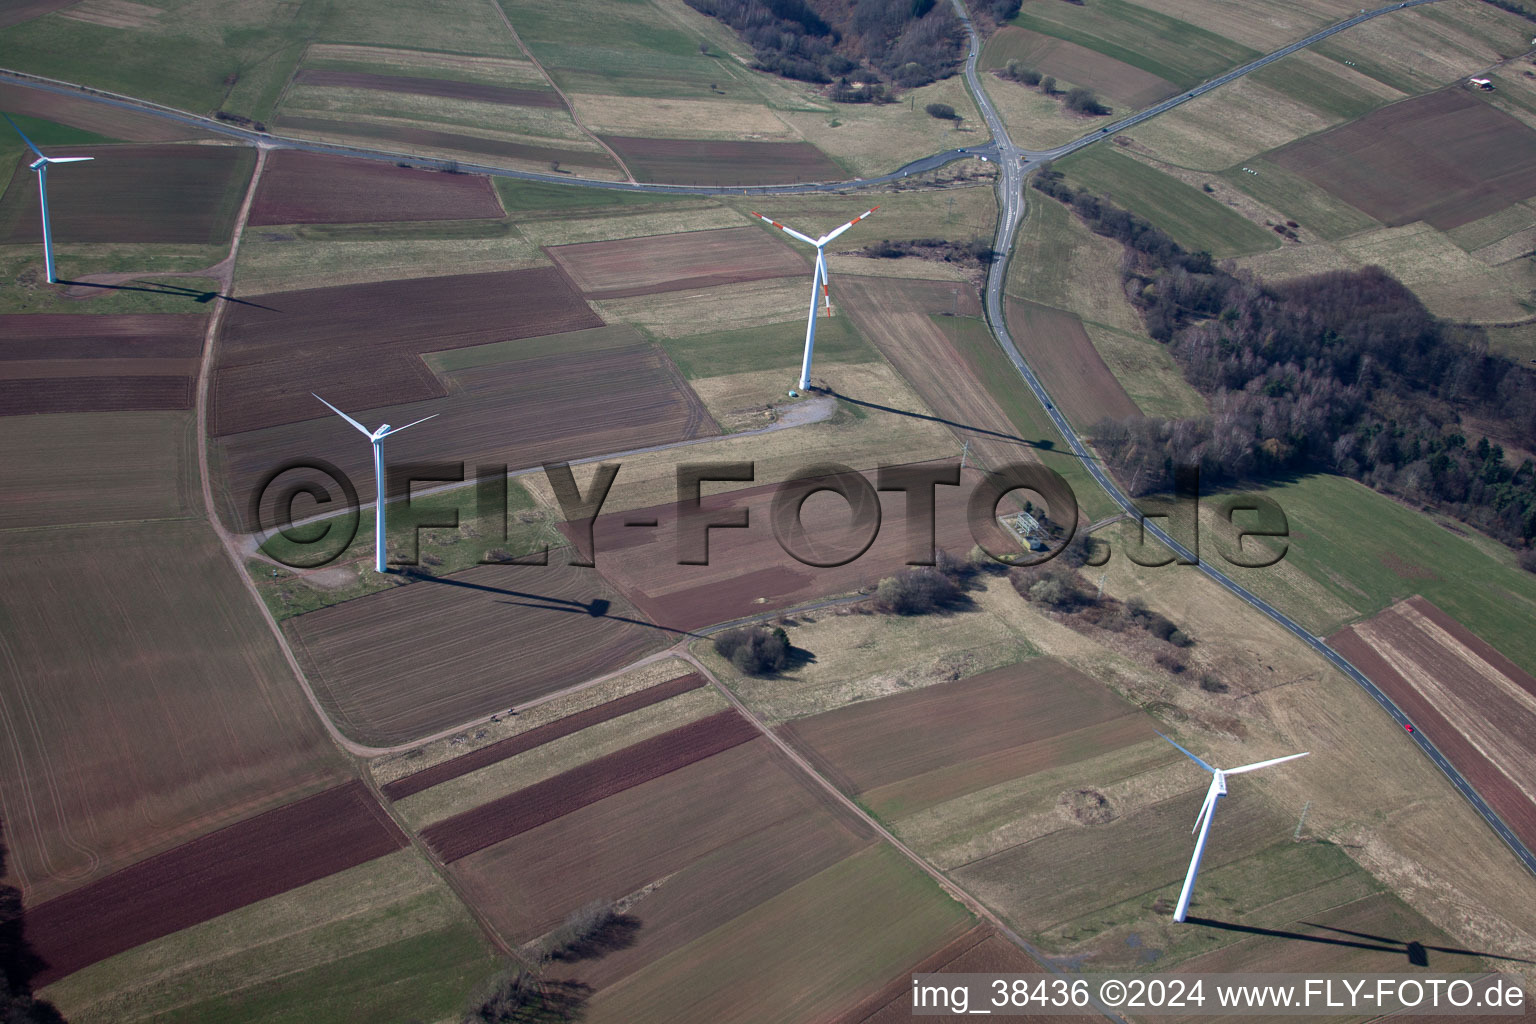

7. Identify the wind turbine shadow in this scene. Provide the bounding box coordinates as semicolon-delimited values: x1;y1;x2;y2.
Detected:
389;567;702;638
817;386;1098;461
56;278;279;310
1182;917;1531;967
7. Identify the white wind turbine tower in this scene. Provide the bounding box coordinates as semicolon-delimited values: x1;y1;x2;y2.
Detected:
750;205;878;392
1158;731;1309;923
4;113;93;284
314;394;437;574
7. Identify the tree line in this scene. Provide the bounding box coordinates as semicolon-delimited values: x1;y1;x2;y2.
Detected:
1032;164;1536;555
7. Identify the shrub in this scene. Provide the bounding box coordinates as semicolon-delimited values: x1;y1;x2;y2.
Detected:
543;900;640;962
1039;74;1057;95
1199;674;1229;693
1063;87;1109;115
1520;549;1536;573
874;566;963;614
713;624;790;675
925;102;960;120
1154;649;1188;674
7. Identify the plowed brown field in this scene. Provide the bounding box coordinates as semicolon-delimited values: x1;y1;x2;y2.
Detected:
24;781;405;985
1271;89;1536;230
1329;596;1536;850
0;144;253;244
278;115;617;174
599;135;844;186
291;69;562;108
286;561;675;746
981;26;1179;109
846;929;1071;1024
381;672;707;800
546;226;807;298
1007;298;1140;428
247;150;506;225
580;461;993;632
451;736;872;945
423;708;757;861
209;267;602;435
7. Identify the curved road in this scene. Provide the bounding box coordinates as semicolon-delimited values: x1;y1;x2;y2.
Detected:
3;0;1529;875
946;0;1536;880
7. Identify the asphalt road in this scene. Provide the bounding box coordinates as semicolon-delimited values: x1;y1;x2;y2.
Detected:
947;0;1536;880
3;0;1531;878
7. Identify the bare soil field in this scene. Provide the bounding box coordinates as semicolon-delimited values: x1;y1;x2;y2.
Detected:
0;0;78;27
277;115;618;175
422;709;757;862
1329;596;1536;851
580;461;993;633
598;135;845;186
780;658;1143;799
0;410;196;528
546;225;806;298
0;83;207;141
209;267;602;436
291;69;561;108
246;150;505;226
0;521;347;905
0;375;192;414
285;560;674;746
849;930;1078;1024
0;144;253;244
1007;298;1140;429
980;26;1179;110
1270;90;1536;230
456;737;877;985
25;781;405;986
213;325;715;531
382;672;706;800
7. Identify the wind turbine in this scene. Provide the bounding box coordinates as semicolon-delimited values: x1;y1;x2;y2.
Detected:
749;205;878;392
314;394;437;574
4;113;93;284
1158;731;1308;923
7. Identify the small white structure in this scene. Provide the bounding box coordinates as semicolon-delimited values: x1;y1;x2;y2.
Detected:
1470;77;1494;91
749;207;879;391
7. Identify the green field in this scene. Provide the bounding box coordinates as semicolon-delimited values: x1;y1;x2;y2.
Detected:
1060;148;1280;258
721;185;999;251
934;313;1117;521
1218;473;1536;671
1007;0;1259;89
507;0;728;98
1219;156;1380;241
43;851;500;1024
495;177;697;213
658;316;877;380
1081;321;1206;420
1249;55;1387;121
0;252;224;313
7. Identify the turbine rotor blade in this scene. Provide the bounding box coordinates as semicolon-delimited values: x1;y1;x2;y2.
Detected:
817;204;880;245
748;211;817;246
313;392;374;436
1192;785;1218;834
817;251;831;312
1155;730;1216;774
1225;751;1310;775
43;156;94;164
2;113;45;159
382;413;439;437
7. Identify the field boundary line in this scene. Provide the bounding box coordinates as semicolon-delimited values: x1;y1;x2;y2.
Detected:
487;0;637;182
678;649;1130;1024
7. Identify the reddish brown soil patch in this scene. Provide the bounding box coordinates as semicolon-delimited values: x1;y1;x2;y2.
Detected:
580;460;990;633
1270;89;1536;230
213;324;715;531
1007;297;1140;428
0;84;209;142
453;737;871;947
247;149;505;225
286;561;675;746
292;68;562;108
381;672;707;800
846;929;1071;1024
0;313;204;415
982;26;1178;110
0;144;253;244
779;657;1144;798
423;708;758;862
545;226;807;298
209;267;602;435
0;0;76;26
598;135;844;186
24;781;405;986
278;115;617;173
1329;596;1536;851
